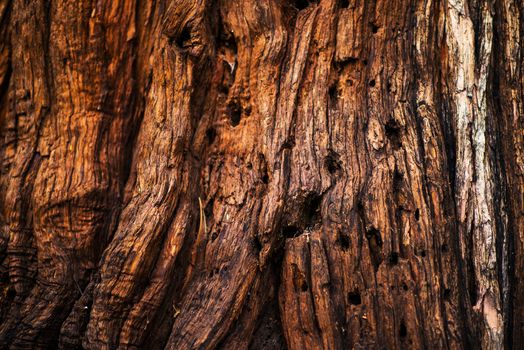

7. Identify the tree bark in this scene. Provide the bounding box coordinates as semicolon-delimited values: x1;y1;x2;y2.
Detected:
0;0;522;349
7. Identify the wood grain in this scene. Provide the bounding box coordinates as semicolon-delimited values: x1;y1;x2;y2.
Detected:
0;0;522;349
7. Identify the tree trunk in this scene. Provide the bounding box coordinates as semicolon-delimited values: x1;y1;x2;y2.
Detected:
0;0;522;349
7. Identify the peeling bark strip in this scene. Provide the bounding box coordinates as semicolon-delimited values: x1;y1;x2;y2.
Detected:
0;0;522;349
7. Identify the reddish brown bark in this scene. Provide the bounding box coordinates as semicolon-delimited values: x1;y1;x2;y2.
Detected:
0;0;522;349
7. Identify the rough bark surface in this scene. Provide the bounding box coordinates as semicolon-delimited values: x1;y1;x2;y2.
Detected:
0;0;522;349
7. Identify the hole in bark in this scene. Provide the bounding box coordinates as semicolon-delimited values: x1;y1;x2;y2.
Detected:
414;208;420;221
329;84;338;100
262;172;269;184
415;248;426;257
175;26;191;48
371;23;380;34
211;232;218;241
282;137;295;150
443;288;451;300
441;244;448;253
368;79;376;87
399;321;407;338
348;290;361;305
365;227;383;271
204;198;214;219
385;118;402;148
258;154;270;185
295;0;311;10
228;101;242;126
261;169;269;185
389;252;399;265
219;83;230;95
301;281;309;292
206;127;217;144
335;57;359;70
363;59;368;66
283;225;301;239
303;193;322;229
253;235;263;253
337;233;350;250
325;151;342;174
402;282;408;291
340;0;350;8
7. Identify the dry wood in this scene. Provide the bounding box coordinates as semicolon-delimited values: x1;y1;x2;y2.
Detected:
0;0;522;349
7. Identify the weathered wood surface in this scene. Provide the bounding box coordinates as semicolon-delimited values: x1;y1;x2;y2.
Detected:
0;0;522;349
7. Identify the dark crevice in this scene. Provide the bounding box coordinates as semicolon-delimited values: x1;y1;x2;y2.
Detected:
253;235;263;253
440;98;457;193
281;193;322;240
259;153;270;185
348;290;361;305
300;281;309;292
205;127;217;144
303;193;321;230
385;118;402;149
204;197;214;219
443;288;451;301
368;79;376;87
371;23;380;34
491;11;515;349
389;252;399;265
324;150;342;175
282;225;301;239
340;0;350;8
261;172;269;185
281;137;295;150
295;0;312;10
467;225;478;306
173;26;191;49
333;57;359;69
228;100;242;126
386;81;392;93
217;28;237;53
328;84;338;101
247;238;288;350
337;233;350;250
414;208;420;221
415;248;426;258
365;227;383;271
399;321;407;338
248;297;287;350
0;62;11;104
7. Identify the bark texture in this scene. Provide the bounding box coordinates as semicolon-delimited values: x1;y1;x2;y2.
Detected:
0;0;522;349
